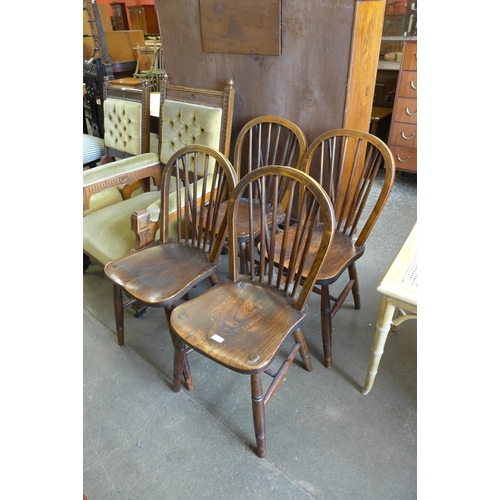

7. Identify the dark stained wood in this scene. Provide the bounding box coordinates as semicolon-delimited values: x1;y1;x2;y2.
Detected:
155;0;384;145
218;116;308;272
170;166;335;458
104;145;238;348
199;0;281;55
299;129;396;368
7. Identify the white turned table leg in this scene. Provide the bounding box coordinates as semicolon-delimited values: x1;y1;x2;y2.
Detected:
362;296;396;395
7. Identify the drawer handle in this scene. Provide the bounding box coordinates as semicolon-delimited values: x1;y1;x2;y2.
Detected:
410;81;417;90
397;154;412;163
402;132;416;140
405;107;417;116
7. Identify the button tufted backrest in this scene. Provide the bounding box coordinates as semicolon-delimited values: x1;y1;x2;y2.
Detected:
103;98;143;156
160;100;222;175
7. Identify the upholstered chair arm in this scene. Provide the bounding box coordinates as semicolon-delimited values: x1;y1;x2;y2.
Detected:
130;171;218;251
131;209;160;251
83;152;161;212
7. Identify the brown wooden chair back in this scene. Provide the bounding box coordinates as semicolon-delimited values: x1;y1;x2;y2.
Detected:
301;128;395;249
233;116;308;211
158;76;235;160
214;165;335;311
134;45;156;73
160;144;237;250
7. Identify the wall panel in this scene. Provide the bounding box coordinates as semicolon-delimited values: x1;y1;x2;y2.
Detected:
155;0;384;153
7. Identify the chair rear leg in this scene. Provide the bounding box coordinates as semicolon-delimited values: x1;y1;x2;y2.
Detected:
348;263;361;310
165;308;194;391
113;284;125;346
173;335;193;392
251;374;266;458
293;328;313;372
320;285;333;368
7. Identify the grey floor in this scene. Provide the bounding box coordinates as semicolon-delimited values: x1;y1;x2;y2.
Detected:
83;170;417;500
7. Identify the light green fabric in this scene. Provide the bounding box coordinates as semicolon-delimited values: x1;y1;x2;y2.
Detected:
83;191;161;264
145;175;214;222
160;101;222;172
104;98;143;155
83;152;159;187
83;187;124;216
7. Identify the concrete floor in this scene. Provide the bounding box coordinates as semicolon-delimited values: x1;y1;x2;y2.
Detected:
83;170;417;500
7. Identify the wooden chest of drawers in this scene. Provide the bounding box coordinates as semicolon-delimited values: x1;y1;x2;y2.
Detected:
388;40;417;173
127;5;160;35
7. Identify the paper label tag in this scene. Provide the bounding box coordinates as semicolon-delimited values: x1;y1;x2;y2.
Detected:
211;334;225;343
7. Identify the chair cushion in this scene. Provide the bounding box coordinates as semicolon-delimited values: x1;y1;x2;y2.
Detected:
103;98;143;156
83;191;161;265
160;101;222;171
145;175;214;222
83;188;124;216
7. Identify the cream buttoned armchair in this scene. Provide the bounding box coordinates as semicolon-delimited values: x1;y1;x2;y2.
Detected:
83;75;235;272
83;78;152;216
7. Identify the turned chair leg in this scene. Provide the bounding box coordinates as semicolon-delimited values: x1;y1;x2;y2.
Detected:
113;284;125;346
251;374;266;458
293;328;313;372
348;264;361;310
173;335;193;392
165;308;194;391
320;285;333;368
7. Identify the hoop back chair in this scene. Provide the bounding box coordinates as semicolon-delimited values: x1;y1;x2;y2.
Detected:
104;145;238;354
228;116;308;272
83;75;235;269
170;166;335;458
299;129;396;368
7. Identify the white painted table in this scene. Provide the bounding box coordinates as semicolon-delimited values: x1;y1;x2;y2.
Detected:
362;223;417;395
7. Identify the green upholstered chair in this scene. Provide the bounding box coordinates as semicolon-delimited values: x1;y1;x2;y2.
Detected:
83;78;152;214
83;75;235;269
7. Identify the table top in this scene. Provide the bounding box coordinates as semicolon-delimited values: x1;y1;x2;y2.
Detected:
377;223;417;307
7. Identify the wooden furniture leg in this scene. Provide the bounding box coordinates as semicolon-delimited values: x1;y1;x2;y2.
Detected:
362;295;396;395
113;284;125;346
251;374;266;458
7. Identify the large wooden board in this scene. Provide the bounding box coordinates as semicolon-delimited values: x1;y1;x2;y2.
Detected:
199;0;282;55
156;0;384;147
